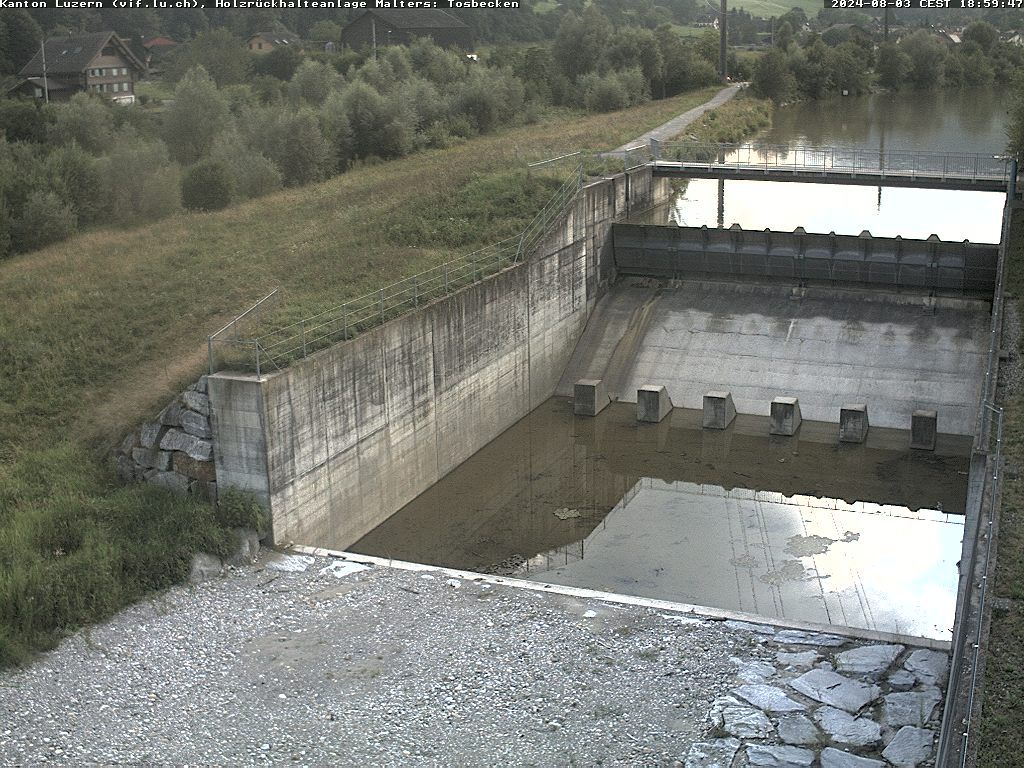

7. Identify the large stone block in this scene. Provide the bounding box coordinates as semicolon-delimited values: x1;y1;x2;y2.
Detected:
910;409;937;451
132;447;172;471
702;391;736;430
574;379;610;417
636;385;672;423
182;390;211;417
839;404;869;443
158;401;184;427
160;428;213;461
770;397;802;436
139;422;167;450
180;409;213;439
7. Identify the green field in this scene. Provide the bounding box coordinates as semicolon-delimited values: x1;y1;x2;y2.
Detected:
731;0;823;18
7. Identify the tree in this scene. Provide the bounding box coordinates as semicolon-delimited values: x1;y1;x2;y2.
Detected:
309;20;343;43
962;21;999;54
253;45;303;81
553;8;611;81
167;29;252;87
181;159;233;211
11;191;77;253
752;48;795;103
0;100;51;144
1;10;42;75
875;42;911;90
899;30;947;89
0;197;12;260
1008;73;1024;160
319;92;355;171
606;27;663;90
827;42;870;96
251;108;331;186
45;144;105;226
209;129;281;201
48;94;114;154
163;66;230;165
288;59;341;106
98;136;182;225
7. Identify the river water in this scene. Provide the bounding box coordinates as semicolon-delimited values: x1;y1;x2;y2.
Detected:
634;88;1008;243
349;90;1004;640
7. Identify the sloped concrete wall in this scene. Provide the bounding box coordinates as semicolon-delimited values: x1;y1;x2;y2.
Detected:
209;168;669;548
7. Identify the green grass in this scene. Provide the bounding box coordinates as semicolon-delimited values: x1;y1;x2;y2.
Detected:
0;84;751;666
731;0;822;18
976;211;1024;763
676;93;772;144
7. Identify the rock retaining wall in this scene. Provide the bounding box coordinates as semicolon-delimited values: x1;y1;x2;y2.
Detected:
113;375;218;502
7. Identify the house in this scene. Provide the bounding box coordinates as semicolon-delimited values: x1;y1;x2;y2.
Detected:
247;33;297;54
340;10;473;52
12;31;144;104
1006;31;1024;46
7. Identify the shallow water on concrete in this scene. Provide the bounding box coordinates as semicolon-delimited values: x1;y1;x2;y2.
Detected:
351;399;969;640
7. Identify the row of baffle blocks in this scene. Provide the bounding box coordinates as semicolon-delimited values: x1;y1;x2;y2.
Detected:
572;379;939;450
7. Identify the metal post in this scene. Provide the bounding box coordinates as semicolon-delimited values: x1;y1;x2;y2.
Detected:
255;341;261;378
1010;158;1018;200
208;337;214;375
343;308;348;340
412;276;418;307
301;319;307;357
444;262;449;293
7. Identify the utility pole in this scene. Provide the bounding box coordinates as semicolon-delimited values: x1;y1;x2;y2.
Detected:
371;18;377;60
40;37;49;104
719;0;728;82
883;7;890;41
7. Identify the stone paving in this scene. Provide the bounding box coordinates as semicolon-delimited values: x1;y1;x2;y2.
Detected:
687;621;948;768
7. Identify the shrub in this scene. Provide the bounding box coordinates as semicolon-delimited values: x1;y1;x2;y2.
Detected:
48;93;113;154
11;191;76;253
210;129;282;200
581;72;629;112
181;159;233;211
163;66;230;165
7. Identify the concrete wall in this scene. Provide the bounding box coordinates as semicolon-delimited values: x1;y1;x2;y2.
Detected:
613;223;1000;296
209;167;670;548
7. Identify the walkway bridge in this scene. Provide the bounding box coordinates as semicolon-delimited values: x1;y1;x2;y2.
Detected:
625;142;1015;192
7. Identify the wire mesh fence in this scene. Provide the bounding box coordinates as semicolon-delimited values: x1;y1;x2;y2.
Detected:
209;163;584;375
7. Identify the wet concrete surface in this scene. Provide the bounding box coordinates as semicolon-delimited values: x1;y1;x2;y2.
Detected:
350;400;969;640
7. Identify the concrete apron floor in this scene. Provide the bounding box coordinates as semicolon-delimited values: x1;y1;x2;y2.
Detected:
0;549;948;767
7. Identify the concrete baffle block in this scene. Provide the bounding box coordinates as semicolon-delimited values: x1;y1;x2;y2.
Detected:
839;404;869;443
770;397;802;436
574;379;610;417
637;385;673;423
911;410;938;451
702;391;736;430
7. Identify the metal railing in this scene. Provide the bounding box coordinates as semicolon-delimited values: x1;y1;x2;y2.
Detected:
652;141;1013;183
936;199;1013;768
208;163;584;375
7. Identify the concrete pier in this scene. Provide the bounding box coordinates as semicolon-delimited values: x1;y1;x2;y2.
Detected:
911;410;938;451
637;385;673;423
769;397;802;436
575;380;610;417
840;404;870;443
702;391;736;430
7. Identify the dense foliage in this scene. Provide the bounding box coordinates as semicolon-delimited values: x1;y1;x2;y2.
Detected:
0;17;724;260
752;20;1023;103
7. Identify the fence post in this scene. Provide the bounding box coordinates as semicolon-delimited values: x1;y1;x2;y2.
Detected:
343;307;348;340
444;262;449;294
208;337;214;375
379;288;385;323
301;319;307;357
412;276;418;307
255;341;261;379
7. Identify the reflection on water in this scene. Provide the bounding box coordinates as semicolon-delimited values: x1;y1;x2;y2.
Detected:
632;180;1005;243
533;479;961;641
637;88;1009;244
764;88;1007;154
352;399;969;640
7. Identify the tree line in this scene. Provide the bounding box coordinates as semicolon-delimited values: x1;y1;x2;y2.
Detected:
752;21;1023;103
0;19;725;259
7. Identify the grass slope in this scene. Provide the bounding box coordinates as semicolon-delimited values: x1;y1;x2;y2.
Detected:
731;0;822;19
0;86;729;664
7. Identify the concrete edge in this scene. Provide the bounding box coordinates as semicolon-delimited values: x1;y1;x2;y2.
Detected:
289;545;951;651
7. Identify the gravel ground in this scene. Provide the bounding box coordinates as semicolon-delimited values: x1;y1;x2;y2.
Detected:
0;552;757;767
